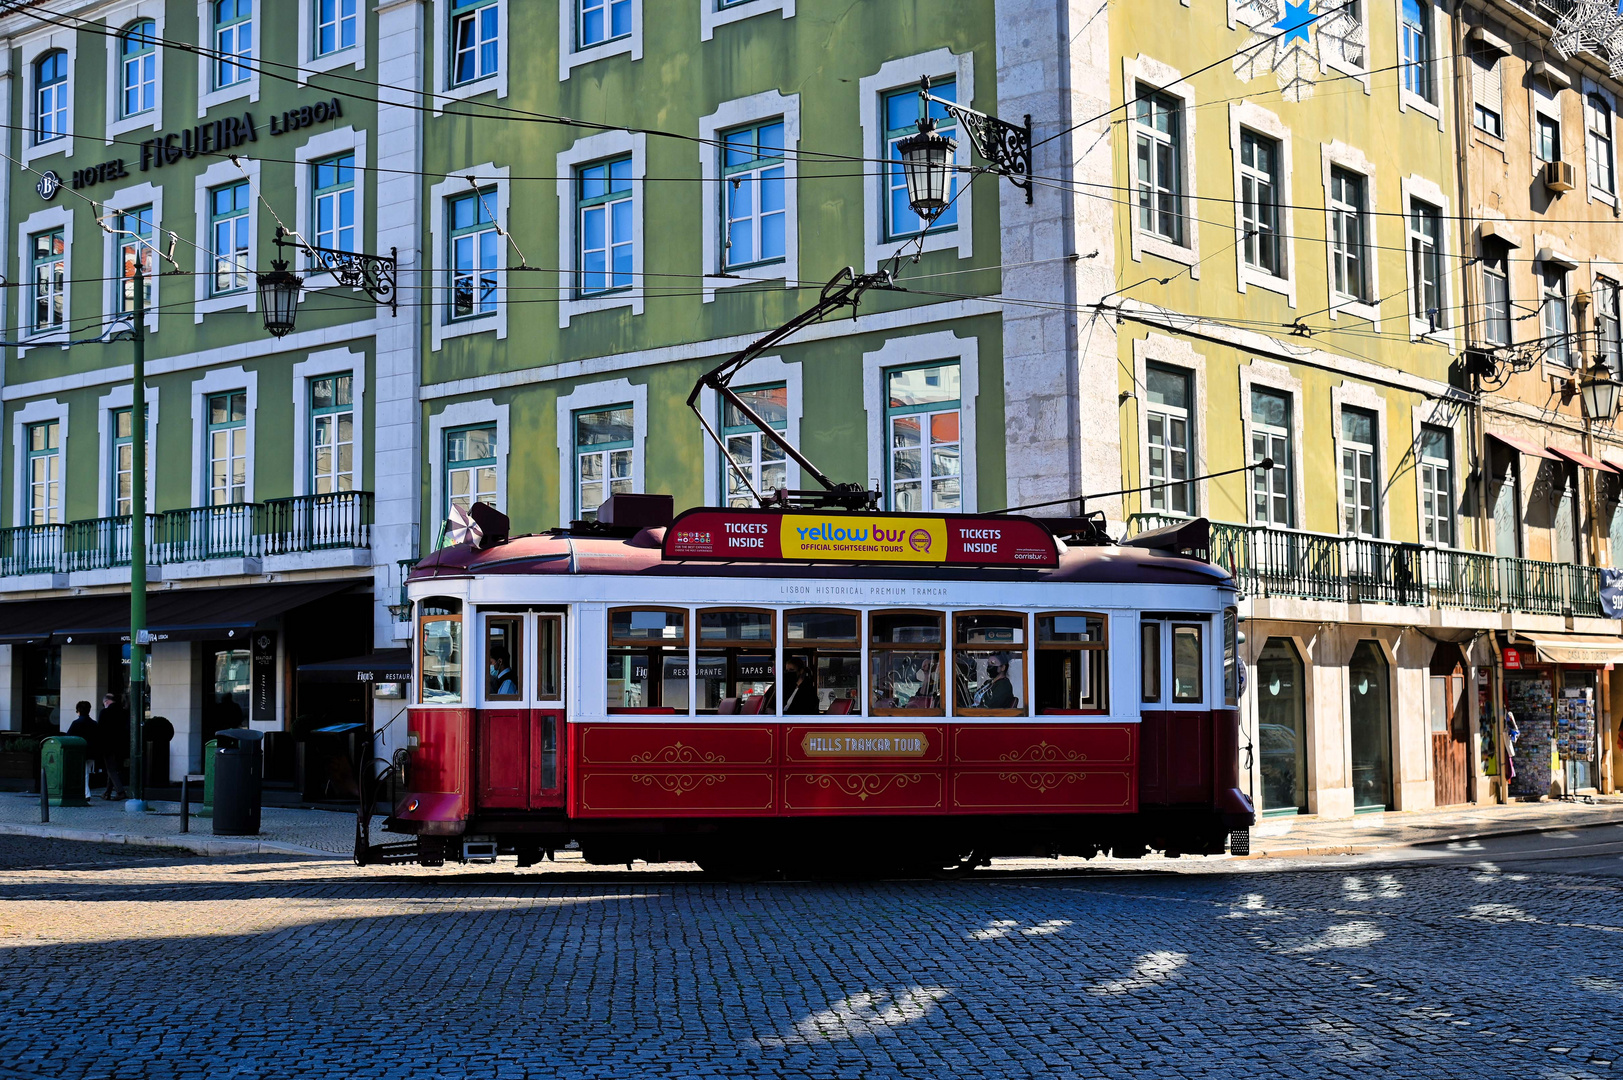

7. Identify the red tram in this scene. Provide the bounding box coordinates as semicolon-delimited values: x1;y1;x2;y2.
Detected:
381;497;1254;872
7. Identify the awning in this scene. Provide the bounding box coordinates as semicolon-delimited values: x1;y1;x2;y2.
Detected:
297;649;410;684
0;581;358;646
1516;635;1623;666
1546;446;1620;474
1488;432;1559;461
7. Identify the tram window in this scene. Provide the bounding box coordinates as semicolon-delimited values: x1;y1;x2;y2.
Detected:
1173;624;1204;703
484;616;523;701
697;608;776;714
870;611;944;716
1141;620;1161;704
955;612;1027;715
419;598;463;705
1223;608;1239;707
608;608;689;713
1035;614;1107;714
536;615;563;702
785;609;860;715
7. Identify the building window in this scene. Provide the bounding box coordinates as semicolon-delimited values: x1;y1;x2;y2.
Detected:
448;188;498;320
885;362;961;513
1541;263;1572;365
1409;198;1443;329
1472;45;1502;138
578;0;630;47
885;80;957;241
722;120;786;270
721;384;787;507
1239;130;1282;276
1482;241;1511;346
1537;113;1561;163
121;21;157;117
1598;277;1622;373
310;374;354;494
445;425;496;516
111;407;148;517
35;51;68;144
210;181;251;296
1401;0;1433;103
30;229;65;333
1589;94;1616;195
574;406;634;520
1341;406;1379;537
315;0;357;57
1250;387;1292;527
26;422;61;525
577;157;633;296
1419;424;1453;547
1145;364;1194;516
1329;167;1368;302
312;153;356;255
207;391;248;507
1135;85;1185;245
119;206;155;315
214;0;254;89
451;0;498;84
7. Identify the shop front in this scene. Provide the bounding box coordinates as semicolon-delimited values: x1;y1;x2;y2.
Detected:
1500;635;1621;798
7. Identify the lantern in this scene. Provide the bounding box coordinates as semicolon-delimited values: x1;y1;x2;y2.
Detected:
897;118;957;221
256;259;304;338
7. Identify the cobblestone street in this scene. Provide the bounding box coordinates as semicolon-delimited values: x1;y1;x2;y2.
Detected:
1;829;1620;1080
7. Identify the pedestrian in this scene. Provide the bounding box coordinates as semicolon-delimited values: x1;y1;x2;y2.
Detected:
97;693;131;800
65;701;100;794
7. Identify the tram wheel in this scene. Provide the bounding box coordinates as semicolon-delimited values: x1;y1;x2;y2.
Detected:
927;851;981;880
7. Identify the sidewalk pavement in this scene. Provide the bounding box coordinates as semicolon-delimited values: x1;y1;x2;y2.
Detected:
3;787;1621;863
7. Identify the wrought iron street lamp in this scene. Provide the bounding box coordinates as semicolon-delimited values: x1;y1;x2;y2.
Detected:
256;257;303;337
257;226;398;337
897;119;957;222
900;74;1033;216
1580;357;1621;422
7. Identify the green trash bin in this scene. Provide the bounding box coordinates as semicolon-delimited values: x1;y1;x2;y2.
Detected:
41;736;89;807
198;738;218;818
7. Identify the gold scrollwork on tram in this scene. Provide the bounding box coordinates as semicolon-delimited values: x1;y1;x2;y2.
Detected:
629;741;725;765
994;771;1088;795
997;741;1089;764
811;773;925;801
630;773;726;796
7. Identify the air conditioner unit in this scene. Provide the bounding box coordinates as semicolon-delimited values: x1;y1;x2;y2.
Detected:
1543;160;1577;193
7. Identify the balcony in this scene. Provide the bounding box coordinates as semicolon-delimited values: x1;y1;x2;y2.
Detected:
0;492;373;582
1129;516;1609;619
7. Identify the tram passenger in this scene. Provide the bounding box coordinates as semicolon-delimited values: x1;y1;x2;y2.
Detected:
974;660;1016;709
782;656;820;714
487;646;517;697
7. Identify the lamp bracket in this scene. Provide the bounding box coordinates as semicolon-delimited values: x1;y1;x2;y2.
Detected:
919;80;1033;204
274;226;398;314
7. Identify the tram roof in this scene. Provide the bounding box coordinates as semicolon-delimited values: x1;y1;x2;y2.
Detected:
408;526;1234;589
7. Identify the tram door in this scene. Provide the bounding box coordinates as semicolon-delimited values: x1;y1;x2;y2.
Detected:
477;612;567;811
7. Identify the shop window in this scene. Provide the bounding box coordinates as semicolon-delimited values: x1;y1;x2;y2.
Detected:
955;612;1027;715
1140;620;1161;703
419;598;463;704
1035;613;1107;714
697;608;775;714
484;615;522;701
1172;623;1203;703
1348;640;1392;810
784;609;861;715
607;608;687;712
869;611;943;716
1257;638;1307;814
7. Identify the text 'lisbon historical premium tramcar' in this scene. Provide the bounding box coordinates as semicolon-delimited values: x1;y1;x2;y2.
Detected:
380;496;1254;873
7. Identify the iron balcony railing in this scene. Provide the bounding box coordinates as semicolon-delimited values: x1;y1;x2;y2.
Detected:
0;491;373;577
1126;515;1608;618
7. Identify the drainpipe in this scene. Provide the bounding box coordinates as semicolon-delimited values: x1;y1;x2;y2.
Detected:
1452;5;1488;556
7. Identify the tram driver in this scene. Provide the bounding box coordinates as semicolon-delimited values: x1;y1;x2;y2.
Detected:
487;646;517;697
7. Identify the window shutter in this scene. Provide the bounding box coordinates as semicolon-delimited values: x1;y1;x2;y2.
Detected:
1472;48;1502;119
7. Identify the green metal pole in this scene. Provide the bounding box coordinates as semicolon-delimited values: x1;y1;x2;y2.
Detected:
127;262;147;812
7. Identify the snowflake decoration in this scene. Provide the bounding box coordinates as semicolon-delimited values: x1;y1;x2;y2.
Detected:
1232;0;1366;103
1548;0;1623;80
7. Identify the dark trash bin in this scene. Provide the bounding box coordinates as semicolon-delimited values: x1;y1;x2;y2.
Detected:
144;716;174;786
212;728;264;836
41;736;89;807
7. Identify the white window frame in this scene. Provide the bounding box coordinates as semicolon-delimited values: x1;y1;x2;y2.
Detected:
429;399;510;529
1414;410;1455;549
100;181;164;335
11;398;70;531
1539;258;1574;368
432;0;508;108
860;49;976;274
292;347;367;498
20;29;77;167
1400;175;1454;345
556;132;645;328
293;127;367;293
700;0;793;41
559;0;642;81
1585;81;1618;206
698;90;800;302
299;0;368;79
96;383;160;519
1322;141;1381;326
1479;235;1513;348
196;0;261;116
1143;364;1196;518
1470;38;1505;141
1132;333;1208;520
15;206;73;351
192;157;260;321
554;379;647;527
699;355;802;505
188;366;259;508
1123;54;1199;272
429;163;509;350
1331;383;1388;540
1239;359;1305;529
862;330;982;515
1229;102;1294;304
105;4;166;142
1532;82;1564;177
1396;0;1444;127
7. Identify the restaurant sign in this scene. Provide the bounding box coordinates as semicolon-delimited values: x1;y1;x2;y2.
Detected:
664;508;1059;568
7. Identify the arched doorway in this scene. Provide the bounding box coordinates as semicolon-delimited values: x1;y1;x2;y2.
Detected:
1429;644;1469;806
1257;638;1308;814
1349;640;1392;810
